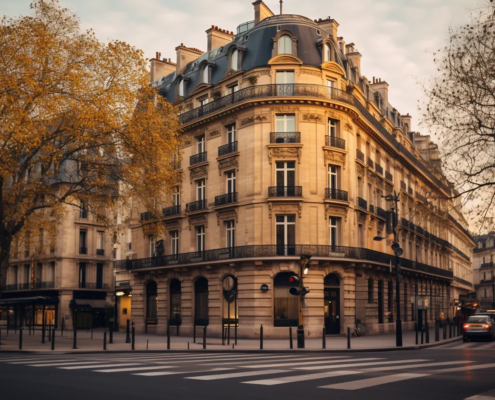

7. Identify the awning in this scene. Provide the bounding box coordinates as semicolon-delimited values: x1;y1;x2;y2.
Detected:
0;296;59;306
70;299;107;309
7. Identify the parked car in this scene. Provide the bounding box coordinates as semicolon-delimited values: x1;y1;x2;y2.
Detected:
474;312;495;322
463;315;495;342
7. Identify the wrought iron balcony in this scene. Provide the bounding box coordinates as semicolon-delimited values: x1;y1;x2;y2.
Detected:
179;84;353;124
375;164;383;176
325;188;348;201
268;186;302;198
215;192;238;206
408;221;416;231
377;207;387;219
408;186;414;196
79;247;87;255
401;217;409;227
356;149;365;162
367;157;374;169
416;226;425;235
481;262;494;269
357;197;368;210
400;181;407;191
190;151;207;166
140;211;153;221
163;205;181;217
116;280;131;288
115;244;454;280
96;249;105;256
369;204;375;214
218;141;238;157
33;281;55;289
325;136;346;150
385;171;393;182
270;132;300;144
186;199;208;213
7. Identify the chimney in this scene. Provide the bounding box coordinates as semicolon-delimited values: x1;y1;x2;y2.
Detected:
401;114;412;132
316;17;339;39
370;78;389;103
175;44;203;75
337;37;345;54
345;43;362;74
206;26;234;52
253;1;274;24
150;53;177;84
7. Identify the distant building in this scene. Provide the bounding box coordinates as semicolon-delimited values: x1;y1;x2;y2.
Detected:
114;1;474;338
473;232;495;311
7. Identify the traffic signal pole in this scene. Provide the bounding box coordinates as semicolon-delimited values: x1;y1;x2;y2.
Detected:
391;191;403;347
297;259;304;349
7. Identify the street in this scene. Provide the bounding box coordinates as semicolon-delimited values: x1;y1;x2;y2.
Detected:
1;342;495;400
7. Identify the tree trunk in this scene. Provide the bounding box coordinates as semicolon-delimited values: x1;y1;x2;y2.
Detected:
0;236;12;297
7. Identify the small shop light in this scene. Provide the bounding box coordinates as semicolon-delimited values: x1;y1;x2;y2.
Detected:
116;291;125;297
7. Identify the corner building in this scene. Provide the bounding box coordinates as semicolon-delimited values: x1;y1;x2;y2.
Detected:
115;2;474;338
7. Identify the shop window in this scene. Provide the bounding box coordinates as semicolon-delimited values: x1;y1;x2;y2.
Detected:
274;272;299;327
194;277;209;325
146;281;158;322
170;279;181;324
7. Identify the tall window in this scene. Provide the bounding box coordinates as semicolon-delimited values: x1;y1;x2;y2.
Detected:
196;179;206;201
200;97;209;107
226;220;235;248
195;277;209;324
148;235;155;257
276;71;295;84
231;49;239;71
278;35;292;54
276;114;296;132
226;170;236;194
324;43;331;62
197;135;206;154
79;262;86;288
276;161;295;188
170;279;181;322
79;230;87;254
196;226;205;252
12;265;18;285
329;217;340;248
172;186;180;206
276;214;296;256
96;231;104;250
170;231;179;255
328;118;339;137
146;281;158;321
274;272;299;327
178;79;185;97
368;278;374;303
328;165;339;190
202;66;209;83
96;263;103;289
23;264;30;285
227;124;236;143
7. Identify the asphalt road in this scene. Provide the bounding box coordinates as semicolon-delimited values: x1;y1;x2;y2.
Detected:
1;341;495;400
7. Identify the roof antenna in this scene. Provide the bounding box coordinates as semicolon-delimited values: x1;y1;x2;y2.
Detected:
280;0;283;15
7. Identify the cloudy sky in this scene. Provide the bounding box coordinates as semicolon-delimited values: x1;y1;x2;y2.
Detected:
2;0;478;131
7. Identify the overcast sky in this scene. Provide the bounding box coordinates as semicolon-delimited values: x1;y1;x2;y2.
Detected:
1;0;477;131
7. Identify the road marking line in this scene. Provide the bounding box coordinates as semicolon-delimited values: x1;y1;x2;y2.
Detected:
430;363;495;373
296;359;429;371
133;367;232;377
465;388;495;399
8;359;79;365
122;354;292;364
319;373;428;390
365;361;475;372
186;369;290;381
59;363;140;370
30;361;115;367
200;355;314;366
243;370;363;386
94;366;175;373
473;342;495;350
240;356;354;369
449;343;477;350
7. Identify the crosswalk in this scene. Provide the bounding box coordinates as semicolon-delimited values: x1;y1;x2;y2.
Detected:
434;341;495;351
1;351;495;392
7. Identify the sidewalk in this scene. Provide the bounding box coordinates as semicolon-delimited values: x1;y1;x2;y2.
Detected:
0;326;460;353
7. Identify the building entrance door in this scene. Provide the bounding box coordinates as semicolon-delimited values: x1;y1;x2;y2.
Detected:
324;288;340;334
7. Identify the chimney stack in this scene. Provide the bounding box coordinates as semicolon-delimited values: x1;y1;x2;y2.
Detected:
175;44;203;75
316;17;339;39
252;1;274;24
370;77;389;103
150;53;176;84
206;26;234;52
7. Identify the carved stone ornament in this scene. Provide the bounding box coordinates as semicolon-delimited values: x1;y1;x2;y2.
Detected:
268;147;301;164
188;215;208;230
190;165;208;183
344;122;353;132
302;113;323;122
270;106;299;113
216;209;238;225
254;69;271;77
356;164;365;177
221;117;236;126
241;114;266;126
300;68;322;78
325;205;348;221
325;110;339;119
181;136;192;148
208;130;220;138
269;203;302;219
324;150;346;169
218;156;239;175
165;221;181;231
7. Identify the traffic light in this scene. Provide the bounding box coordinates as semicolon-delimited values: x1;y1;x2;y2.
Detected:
289;287;310;296
289;275;300;284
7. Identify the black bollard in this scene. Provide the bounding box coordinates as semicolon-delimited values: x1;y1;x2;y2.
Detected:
103;331;107;351
260;324;263;350
435;321;439;342
222;324;225;346
347;327;351;349
322;327;326;349
193;325;196;344
91;327;93;340
421;328;424;344
415;322;418;345
289;327;293;349
19;326;23;350
41;320;45;344
0;326;2;349
167;324;170;350
443;323;447;340
425;322;430;344
51;328;55;350
132;326;135;350
109;324;113;344
126;320;130;344
449;322;452;338
48;324;51;342
61;318;64;337
73;327;77;349
203;326;206;350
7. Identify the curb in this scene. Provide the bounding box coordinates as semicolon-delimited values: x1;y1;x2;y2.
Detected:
0;336;461;355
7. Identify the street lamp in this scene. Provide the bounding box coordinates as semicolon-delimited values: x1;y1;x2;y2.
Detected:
374;190;403;347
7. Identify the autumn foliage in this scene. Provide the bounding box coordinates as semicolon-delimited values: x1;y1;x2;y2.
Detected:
0;1;182;288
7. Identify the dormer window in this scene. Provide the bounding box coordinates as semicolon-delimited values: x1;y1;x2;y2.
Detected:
202;66;209;84
278;35;292;55
324;43;331;62
231;49;239;71
178;79;185;97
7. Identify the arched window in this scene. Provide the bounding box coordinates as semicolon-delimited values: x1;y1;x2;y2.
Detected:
146;281;158;322
274;272;298;327
169;279;181;324
222;275;238;334
202;66;209;84
324;43;331;62
278;35;292;55
231;49;239;71
194;277;209;326
178;79;185;97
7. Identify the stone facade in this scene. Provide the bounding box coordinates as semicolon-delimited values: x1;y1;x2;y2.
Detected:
473;233;495;312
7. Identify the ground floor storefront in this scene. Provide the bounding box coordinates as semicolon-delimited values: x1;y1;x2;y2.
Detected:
118;260;454;338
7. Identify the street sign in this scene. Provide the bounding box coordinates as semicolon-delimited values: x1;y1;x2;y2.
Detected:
417;295;430;310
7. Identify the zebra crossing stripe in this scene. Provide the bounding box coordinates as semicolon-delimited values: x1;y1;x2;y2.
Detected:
319;373;428;390
449;343;477;350
431;363;495;373
243;370;363;386
94;366;175;373
133;367;233;377
464;388;495;399
241;356;354;369
186;369;290;381
473;343;495;350
296;359;429;371
200;355;314;366
60;363;140;370
365;360;475;372
9;359;79;365
30;361;115;367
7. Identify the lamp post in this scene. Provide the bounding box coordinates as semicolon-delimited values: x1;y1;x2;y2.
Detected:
297;254;311;349
374;190;403;347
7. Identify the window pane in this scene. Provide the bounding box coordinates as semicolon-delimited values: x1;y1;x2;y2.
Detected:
287;171;295;187
276;224;285;246
276;170;284;186
285;71;295;84
286;115;295;131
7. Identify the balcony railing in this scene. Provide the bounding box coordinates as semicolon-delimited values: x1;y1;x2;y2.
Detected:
369;204;375;214
375;164;383;176
481;262;494;269
116;280;131;288
270;132;300;144
356;149;365;162
186;200;208;213
400;181;407;191
325;136;346;150
96;249;105;256
218;141;238;157
163;205;181;217
377;207;387;220
115;244;454;279
268;186;302;198
385;171;393;182
416;192;426;202
215;192;238;206
367;157;374;169
454;277;472;287
140;211;153;221
357;197;368;210
179;84;353;124
190;151;207;166
33;281;55;289
2;282;55;291
416;226;424;236
325;188;348;201
408;186;414;196
79;247;87;255
401;217;409;227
